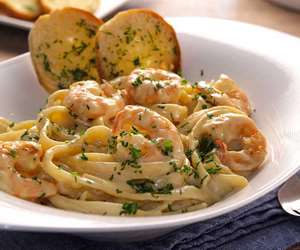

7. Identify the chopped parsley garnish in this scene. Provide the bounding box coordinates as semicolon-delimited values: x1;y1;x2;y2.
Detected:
185;149;193;159
57;82;66;89
169;160;179;172
181;79;188;85
70;171;80;182
168;204;173;212
31;176;42;184
154;82;163;91
79;130;86;136
161;140;173;156
130;146;141;160
63;41;88;59
69;111;78;119
41;53;51;72
156;183;174;194
38;192;46;199
76;19;97;38
80;152;88;161
9;122;15;128
193;93;207;101
8;149;16;158
124;26;136;44
206;166;222;174
197;136;215;159
120;140;129;147
127;179;173;195
132;76;143;87
133;57;140;66
127;179;155;193
200;174;208;185
207;113;214;119
70;68;88;81
116;188;123;193
131;126;140;135
120;202;138;215
102;31;113;36
108;136;117;154
202;104;208;109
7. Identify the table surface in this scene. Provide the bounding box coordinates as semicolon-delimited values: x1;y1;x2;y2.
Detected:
0;0;300;62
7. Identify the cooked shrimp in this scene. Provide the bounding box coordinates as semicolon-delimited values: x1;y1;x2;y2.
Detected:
190;106;266;172
111;68;183;106
189;75;251;115
0;141;57;200
63;80;125;123
212;74;251;115
112;105;185;163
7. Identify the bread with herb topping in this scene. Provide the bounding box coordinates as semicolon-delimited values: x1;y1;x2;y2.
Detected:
39;0;100;14
95;9;181;80
0;0;42;20
29;8;103;93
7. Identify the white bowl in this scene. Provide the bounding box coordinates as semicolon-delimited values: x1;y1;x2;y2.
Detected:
0;17;300;242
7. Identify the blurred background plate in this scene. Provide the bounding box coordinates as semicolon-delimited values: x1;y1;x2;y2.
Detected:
268;0;300;11
0;0;128;30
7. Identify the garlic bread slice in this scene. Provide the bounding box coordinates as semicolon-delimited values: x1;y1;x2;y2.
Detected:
40;0;100;14
96;9;181;80
0;0;41;20
29;8;103;93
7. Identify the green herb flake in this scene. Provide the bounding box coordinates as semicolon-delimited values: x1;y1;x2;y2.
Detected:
120;140;129;147
156;183;174;194
120;202;138;215
207;113;214;119
130;146;141;160
161;140;173;156
132;76;143;88
127;179;154;193
197;136;215;159
133;57;140;66
8;149;17;158
80;152;88;161
206;166;222;175
181;79;188;85
116;188;123;194
70;171;80;182
70;68;88;81
108;136;117;154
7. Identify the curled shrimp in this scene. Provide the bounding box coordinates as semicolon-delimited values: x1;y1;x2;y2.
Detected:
0;141;57;200
112;105;185;163
63;80;125;123
189;106;267;172
111;68;183;106
185;75;251;115
211;74;252;115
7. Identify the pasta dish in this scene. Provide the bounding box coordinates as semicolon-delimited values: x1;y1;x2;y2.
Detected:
0;69;267;216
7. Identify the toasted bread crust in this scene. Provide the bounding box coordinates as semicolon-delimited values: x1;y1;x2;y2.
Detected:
96;8;181;80
0;0;42;20
39;0;100;14
29;8;103;93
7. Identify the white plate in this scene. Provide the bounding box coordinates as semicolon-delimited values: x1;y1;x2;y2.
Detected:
0;0;128;30
0;17;300;242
